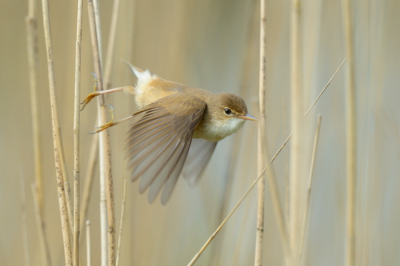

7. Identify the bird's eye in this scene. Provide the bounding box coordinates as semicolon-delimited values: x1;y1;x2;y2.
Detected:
224;108;232;115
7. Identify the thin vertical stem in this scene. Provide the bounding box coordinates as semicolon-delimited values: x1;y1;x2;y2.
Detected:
103;0;122;90
116;180;128;266
93;0;103;65
290;0;303;264
283;98;290;236
65;181;74;231
86;220;92;266
20;169;31;266
26;0;44;216
342;0;357;265
255;0;267;264
73;0;83;265
87;2;116;266
40;0;72;264
31;184;52;266
299;115;322;259
79;133;99;237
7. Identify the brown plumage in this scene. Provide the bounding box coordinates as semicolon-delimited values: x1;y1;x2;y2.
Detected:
83;63;256;204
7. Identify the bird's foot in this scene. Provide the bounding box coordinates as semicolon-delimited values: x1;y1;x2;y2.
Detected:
91;121;115;134
80;73;99;111
90;104;115;134
80;92;100;111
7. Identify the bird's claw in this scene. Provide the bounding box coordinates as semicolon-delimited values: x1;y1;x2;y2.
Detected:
80;92;100;111
89;104;115;134
90;121;115;134
102;103;115;122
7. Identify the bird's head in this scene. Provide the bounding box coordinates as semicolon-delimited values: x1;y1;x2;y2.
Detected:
212;93;257;122
201;93;256;141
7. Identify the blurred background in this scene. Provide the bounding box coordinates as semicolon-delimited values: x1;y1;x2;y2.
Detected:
1;0;400;265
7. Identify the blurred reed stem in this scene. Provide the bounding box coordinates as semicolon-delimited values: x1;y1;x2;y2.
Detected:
103;0;122;90
290;0;303;264
116;180;128;266
283;98;290;236
40;0;72;264
299;115;322;260
88;1;116;265
73;0;83;264
86;220;92;266
20;169;31;266
31;183;52;266
80;131;99;237
65;181;74;231
25;0;44;216
341;0;357;265
212;0;258;264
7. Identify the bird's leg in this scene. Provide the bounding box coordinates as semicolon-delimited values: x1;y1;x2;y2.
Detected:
92;104;134;133
80;86;132;111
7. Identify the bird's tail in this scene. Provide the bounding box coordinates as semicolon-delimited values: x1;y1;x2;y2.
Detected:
122;60;155;106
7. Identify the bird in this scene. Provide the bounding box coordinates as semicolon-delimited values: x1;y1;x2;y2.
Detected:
81;62;257;205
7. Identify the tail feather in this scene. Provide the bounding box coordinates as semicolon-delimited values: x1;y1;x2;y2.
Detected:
122;60;144;76
122;60;153;91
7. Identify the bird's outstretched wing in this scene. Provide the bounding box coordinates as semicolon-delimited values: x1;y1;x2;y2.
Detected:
125;93;206;205
182;139;217;188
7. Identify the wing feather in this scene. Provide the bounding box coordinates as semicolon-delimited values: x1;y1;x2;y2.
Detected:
125;93;206;204
182;139;217;187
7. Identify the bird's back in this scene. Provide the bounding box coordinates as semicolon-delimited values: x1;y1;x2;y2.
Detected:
127;62;214;110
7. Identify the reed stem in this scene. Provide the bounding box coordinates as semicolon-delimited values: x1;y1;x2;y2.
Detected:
87;1;116;265
255;0;267;264
341;0;357;264
73;0;83;264
40;0;72;263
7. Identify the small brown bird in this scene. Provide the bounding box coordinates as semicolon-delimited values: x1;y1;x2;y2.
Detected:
82;62;256;204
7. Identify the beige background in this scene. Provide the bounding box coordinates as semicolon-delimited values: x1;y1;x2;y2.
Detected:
1;0;399;265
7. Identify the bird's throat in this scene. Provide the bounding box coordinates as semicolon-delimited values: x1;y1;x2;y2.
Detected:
193;117;245;142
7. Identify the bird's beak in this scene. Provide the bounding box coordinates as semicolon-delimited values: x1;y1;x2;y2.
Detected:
238;113;257;121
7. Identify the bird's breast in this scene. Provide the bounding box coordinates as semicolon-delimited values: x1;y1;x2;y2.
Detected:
193;117;245;142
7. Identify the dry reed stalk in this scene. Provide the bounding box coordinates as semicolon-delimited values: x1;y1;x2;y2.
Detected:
188;57;345;266
103;0;122;90
25;0;44;215
31;184;52;266
341;0;357;265
59;128;73;229
87;1;116;265
304;57;347;117
299;115;322;259
80;0;121;238
40;0;72;264
20;169;31;266
73;0;83;264
283;98;290;235
290;0;303;263
116;180;128;266
79;133;99;236
65;181;74;231
255;0;267;264
93;0;103;64
86;220;92;266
